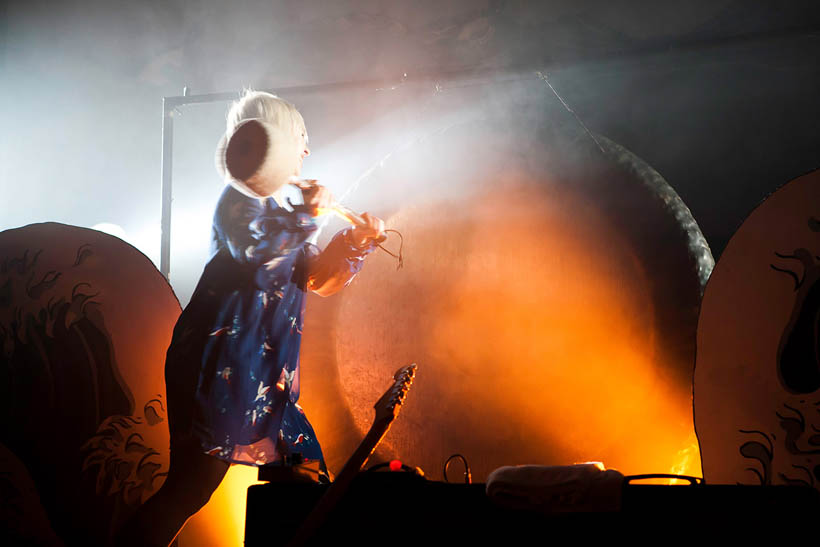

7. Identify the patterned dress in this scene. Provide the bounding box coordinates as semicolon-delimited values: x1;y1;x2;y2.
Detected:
164;185;374;469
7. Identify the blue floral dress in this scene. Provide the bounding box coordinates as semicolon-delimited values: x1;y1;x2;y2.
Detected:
164;185;374;470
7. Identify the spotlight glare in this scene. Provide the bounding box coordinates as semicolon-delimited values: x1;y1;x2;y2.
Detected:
91;223;127;240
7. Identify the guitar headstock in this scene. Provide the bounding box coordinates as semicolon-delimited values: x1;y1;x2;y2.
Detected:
373;363;417;427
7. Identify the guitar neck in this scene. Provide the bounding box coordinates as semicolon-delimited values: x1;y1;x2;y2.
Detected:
288;423;391;546
333;423;391;491
287;362;416;547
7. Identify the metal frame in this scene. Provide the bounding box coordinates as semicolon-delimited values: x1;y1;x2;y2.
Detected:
158;25;811;279
158;67;540;279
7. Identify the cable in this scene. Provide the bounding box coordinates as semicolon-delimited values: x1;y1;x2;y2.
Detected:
377;229;404;270
535;71;606;155
443;454;472;484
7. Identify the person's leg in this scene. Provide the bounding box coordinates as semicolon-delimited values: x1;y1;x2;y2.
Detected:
111;436;230;547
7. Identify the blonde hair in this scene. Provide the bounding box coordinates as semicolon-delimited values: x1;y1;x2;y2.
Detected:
226;89;307;142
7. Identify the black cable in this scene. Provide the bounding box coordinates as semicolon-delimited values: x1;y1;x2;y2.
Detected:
377;229;404;270
443;454;472;484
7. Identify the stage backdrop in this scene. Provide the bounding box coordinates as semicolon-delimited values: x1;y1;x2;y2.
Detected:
695;168;820;488
0;223;177;546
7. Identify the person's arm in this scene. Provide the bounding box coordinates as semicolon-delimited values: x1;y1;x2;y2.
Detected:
306;226;379;297
294;183;385;297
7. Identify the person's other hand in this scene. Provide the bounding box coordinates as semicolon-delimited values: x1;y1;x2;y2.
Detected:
351;212;386;247
297;180;333;217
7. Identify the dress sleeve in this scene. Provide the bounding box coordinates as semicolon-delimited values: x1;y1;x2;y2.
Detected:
214;189;317;268
306;227;377;297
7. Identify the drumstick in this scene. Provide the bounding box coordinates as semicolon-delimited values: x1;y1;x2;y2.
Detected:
289;179;366;226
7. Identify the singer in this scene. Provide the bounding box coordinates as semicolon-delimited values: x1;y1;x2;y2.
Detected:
113;90;385;547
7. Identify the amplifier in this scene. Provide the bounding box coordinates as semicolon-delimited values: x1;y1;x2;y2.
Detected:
245;471;820;545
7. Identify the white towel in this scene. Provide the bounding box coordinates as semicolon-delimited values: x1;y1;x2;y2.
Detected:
485;463;624;513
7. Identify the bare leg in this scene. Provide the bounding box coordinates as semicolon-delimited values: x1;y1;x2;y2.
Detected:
111;436;230;547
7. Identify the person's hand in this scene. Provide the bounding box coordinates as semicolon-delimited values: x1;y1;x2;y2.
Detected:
351;212;386;248
296;179;334;217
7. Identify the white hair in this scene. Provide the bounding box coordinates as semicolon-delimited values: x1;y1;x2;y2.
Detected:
217;89;308;199
226;89;307;142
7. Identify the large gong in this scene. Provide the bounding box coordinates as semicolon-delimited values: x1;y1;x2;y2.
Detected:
299;108;711;481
